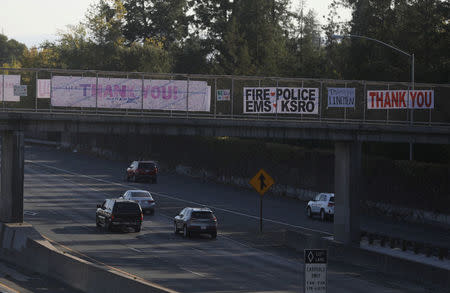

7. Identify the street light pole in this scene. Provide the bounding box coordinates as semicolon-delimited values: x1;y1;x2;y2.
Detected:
332;34;415;160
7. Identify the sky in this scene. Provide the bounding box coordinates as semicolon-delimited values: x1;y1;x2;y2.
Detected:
0;0;351;48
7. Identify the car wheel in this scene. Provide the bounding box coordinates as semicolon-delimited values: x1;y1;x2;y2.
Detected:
96;217;101;228
183;225;190;238
135;225;141;232
211;232;217;239
320;209;326;221
174;222;178;234
307;207;312;218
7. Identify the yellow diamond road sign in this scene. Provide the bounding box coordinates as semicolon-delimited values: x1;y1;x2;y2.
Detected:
249;169;274;195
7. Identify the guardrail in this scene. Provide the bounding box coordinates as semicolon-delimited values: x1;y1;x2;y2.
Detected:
1;67;449;127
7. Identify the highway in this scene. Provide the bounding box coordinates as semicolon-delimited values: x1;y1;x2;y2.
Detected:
23;145;436;293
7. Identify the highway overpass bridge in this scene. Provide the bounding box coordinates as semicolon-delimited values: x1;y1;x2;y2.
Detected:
0;67;449;245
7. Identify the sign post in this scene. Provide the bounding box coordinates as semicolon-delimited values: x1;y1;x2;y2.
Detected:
304;249;327;293
249;169;274;233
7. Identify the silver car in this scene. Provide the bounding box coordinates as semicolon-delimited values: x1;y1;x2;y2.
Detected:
121;190;156;215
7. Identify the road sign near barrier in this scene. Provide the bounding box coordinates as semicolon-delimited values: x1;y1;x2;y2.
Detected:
249;169;274;196
304;249;327;293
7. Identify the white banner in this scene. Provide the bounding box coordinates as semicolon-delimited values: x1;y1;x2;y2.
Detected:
143;79;210;112
51;76;97;107
327;88;355;108
37;79;51;98
96;78;142;109
243;87;319;114
367;90;434;109
0;75;21;102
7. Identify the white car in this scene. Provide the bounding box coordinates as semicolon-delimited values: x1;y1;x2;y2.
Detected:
306;193;334;221
121;190;156;215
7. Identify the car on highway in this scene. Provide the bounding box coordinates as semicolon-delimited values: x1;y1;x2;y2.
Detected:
174;207;218;239
125;160;158;183
306;193;334;221
96;198;143;232
120;190;156;215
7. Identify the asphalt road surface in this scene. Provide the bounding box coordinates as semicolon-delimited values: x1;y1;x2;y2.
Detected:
22;145;440;293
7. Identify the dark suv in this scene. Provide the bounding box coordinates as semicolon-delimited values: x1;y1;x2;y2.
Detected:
125;161;158;183
96;199;143;232
174;207;218;239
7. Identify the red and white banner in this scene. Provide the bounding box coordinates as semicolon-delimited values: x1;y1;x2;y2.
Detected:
37;79;51;98
367;90;434;109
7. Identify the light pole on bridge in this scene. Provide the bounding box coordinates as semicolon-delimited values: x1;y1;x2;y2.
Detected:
332;34;415;160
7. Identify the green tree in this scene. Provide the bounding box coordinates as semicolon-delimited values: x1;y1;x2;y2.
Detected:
0;34;27;67
122;0;190;49
191;0;292;76
339;0;449;82
286;5;324;77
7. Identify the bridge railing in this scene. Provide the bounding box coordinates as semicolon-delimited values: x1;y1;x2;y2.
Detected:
1;67;449;126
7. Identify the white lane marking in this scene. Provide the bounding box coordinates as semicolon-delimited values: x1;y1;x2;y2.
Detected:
26;160;332;236
24;211;38;216
129;247;142;253
178;267;208;278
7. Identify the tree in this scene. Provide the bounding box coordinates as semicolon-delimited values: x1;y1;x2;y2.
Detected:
190;0;292;76
340;0;449;82
84;0;126;46
0;34;27;67
122;0;190;49
286;5;324;77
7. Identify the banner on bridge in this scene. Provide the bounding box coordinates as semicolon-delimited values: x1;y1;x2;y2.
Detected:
51;76;211;111
367;90;434;109
327;88;355;108
143;79;210;112
243;87;319;114
37;79;51;98
0;75;21;102
52;76;97;107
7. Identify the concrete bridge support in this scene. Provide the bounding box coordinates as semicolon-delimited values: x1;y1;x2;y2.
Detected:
0;131;24;223
61;132;72;149
334;141;361;244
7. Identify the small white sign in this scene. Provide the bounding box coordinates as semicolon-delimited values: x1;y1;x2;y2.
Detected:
13;85;27;96
217;89;230;101
328;88;355;108
304;249;327;293
0;75;21;101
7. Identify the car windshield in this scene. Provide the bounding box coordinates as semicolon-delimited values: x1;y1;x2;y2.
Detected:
191;211;214;219
130;192;152;199
138;163;155;169
114;202;140;213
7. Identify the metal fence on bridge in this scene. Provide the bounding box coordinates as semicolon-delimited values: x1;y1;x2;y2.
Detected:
1;67;449;126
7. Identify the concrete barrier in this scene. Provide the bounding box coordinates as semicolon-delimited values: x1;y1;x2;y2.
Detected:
0;222;177;293
284;229;450;289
